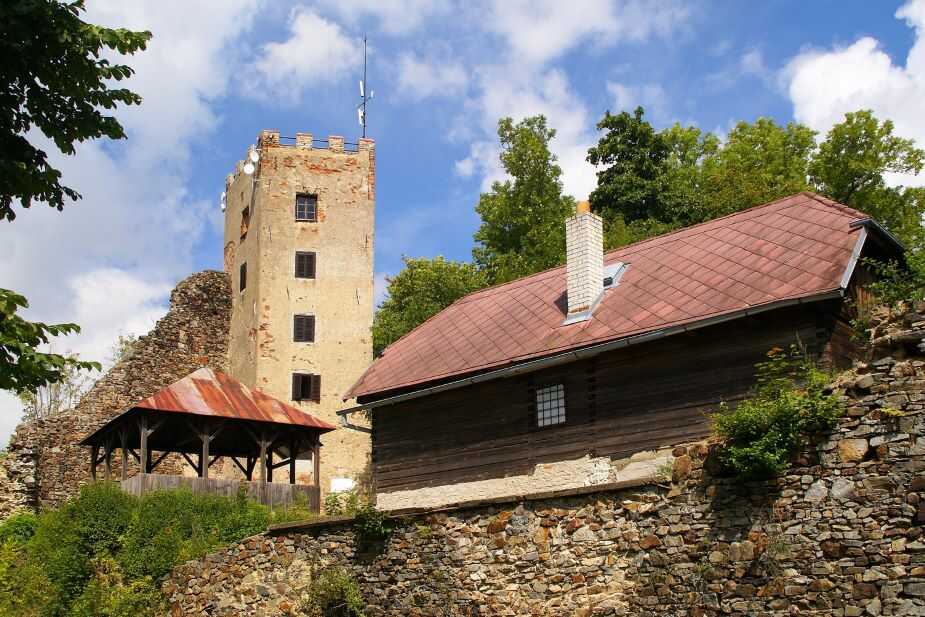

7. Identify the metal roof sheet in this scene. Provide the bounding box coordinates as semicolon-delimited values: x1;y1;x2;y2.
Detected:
132;367;336;431
345;192;874;401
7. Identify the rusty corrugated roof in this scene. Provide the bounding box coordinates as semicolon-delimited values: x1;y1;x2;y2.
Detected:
345;192;877;401
133;367;336;431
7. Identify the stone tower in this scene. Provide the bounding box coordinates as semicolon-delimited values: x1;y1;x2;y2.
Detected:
222;130;374;494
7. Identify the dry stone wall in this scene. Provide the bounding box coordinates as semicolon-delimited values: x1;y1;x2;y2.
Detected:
0;270;231;517
166;309;925;616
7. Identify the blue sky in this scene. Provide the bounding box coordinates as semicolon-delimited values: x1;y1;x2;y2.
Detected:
2;0;924;439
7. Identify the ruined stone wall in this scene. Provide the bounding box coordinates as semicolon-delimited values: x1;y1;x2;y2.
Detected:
0;270;231;517
165;311;925;616
223;131;374;496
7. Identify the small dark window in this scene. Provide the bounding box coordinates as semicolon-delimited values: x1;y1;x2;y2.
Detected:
295;251;316;279
535;384;566;427
293;315;315;342
292;373;321;402
295;194;318;222
240;206;250;239
239;262;247;292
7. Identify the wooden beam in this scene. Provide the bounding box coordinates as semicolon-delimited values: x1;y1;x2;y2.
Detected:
149;450;169;472
139;416;149;474
230;457;248;476
181;452;199;473
208;455;221;468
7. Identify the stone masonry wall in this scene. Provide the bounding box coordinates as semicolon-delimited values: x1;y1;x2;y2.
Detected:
166;308;925;616
0;270;231;517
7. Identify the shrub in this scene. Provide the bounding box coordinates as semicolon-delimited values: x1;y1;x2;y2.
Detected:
325;490;361;517
3;483;277;616
712;346;843;481
861;257;925;307
120;488;269;580
0;511;38;545
301;567;365;617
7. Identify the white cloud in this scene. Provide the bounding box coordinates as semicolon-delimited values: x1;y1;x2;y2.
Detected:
607;81;670;124
246;8;361;102
784;0;925;186
396;52;468;100
0;0;258;443
740;48;767;76
317;0;450;35
485;0;688;66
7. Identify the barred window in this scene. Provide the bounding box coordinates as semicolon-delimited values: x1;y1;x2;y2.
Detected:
295;193;317;222
535;384;565;427
295;251;316;279
293;314;315;342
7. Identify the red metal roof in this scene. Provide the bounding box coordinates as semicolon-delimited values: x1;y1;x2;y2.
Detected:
346;192;873;401
134;367;336;431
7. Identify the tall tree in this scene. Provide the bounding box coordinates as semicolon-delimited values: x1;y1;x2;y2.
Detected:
702;118;815;217
472;116;575;284
0;1;149;399
810;110;925;246
372;257;487;357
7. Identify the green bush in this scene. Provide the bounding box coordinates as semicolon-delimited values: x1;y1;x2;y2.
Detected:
0;511;38;545
712;346;843;481
301;567;365;617
861;257;925;307
120;488;269;580
1;483;278;616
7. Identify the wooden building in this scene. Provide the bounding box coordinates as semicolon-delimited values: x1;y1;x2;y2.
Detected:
81;367;335;510
339;193;903;507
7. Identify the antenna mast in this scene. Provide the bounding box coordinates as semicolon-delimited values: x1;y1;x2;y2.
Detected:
357;36;373;138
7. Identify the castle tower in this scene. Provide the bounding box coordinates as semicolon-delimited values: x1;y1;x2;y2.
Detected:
222;130;374;494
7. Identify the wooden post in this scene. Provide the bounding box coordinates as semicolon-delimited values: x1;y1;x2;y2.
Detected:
289;435;297;485
200;421;210;479
312;438;321;489
90;445;99;480
258;439;268;484
139;416;149;475
104;438;113;480
119;428;128;481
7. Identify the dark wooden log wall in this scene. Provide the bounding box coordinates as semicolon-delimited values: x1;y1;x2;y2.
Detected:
370;301;850;494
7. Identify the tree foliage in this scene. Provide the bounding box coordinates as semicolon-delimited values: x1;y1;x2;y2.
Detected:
372;257;487;356
0;0;151;221
0;289;99;397
587;106;925;252
472;116;574;284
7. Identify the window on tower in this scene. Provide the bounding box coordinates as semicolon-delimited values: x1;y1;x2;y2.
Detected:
293;314;315;342
295;193;318;222
295;251;316;279
240;206;250;239
292;373;320;402
239;262;247;292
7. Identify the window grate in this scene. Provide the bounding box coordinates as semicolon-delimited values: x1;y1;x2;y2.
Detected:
293;314;315;342
535;384;566;427
295;251;316;279
295;193;318;222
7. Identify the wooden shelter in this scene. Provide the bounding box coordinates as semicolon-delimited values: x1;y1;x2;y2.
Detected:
81;367;336;510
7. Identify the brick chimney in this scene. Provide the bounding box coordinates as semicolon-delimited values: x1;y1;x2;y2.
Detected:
565;201;604;319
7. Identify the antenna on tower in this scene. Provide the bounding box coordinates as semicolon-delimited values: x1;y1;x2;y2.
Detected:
357;36;374;138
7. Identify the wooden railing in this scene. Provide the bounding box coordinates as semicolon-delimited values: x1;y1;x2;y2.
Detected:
121;474;320;511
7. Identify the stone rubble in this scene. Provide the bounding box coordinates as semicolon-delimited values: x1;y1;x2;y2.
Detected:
165;307;925;616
